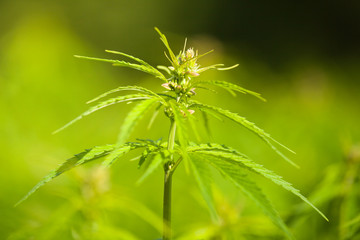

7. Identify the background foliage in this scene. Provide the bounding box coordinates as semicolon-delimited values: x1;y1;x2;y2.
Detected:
1;0;359;239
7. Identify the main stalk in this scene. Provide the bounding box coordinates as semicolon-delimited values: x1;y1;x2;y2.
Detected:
163;119;176;240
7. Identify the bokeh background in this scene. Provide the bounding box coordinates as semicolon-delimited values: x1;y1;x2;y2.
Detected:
1;0;360;239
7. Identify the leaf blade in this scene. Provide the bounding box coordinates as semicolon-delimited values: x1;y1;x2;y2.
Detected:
137;154;163;184
117;98;158;146
87;85;165;104
190;101;298;167
101;142;148;167
192;152;294;239
74;55;164;79
189;154;218;221
154;27;178;66
53;94;153;134
188;145;328;221
194;80;266;101
16;144;115;206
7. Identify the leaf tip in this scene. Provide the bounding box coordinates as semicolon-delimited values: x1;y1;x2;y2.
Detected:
217;64;239;71
154;27;162;36
105;50;120;55
52;128;61;135
14;199;23;208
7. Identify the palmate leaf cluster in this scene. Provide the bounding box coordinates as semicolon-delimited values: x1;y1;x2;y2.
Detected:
18;28;327;239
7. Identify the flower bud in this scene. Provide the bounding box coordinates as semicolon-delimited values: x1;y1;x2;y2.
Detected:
186;48;195;59
187;109;195;115
187;71;199;77
161;83;171;90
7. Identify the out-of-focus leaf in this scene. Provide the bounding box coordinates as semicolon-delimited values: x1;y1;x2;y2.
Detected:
187;144;328;221
16;144;115;206
191;151;294;240
137;154;163;184
102;142;146;167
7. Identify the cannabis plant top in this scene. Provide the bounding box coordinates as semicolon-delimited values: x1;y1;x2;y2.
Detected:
18;28;327;240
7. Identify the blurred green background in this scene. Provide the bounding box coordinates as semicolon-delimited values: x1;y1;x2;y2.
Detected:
1;0;360;239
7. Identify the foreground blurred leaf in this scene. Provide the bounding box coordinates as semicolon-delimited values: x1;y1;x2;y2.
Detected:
191;151;294;240
15;144;115;206
187;143;328;222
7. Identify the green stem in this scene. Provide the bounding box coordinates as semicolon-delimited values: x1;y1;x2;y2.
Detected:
163;119;176;240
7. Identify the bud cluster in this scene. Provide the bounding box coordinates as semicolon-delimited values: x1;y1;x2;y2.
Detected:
161;47;201;103
162;82;196;98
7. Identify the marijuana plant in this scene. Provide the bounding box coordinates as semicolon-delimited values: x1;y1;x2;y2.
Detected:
17;28;327;239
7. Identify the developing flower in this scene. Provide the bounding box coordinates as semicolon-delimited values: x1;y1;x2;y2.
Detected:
161;83;171;90
180;109;195;117
186;48;195;59
186;71;199;77
187;109;195;114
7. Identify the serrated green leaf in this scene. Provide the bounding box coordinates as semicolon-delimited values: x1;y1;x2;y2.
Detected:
137;151;150;169
16;144;115;206
188;145;328;221
117;98;158;146
137;138;163;147
191;152;294;239
137;154;163;184
74;55;164;79
190;101;298;168
105;50;155;69
102;142;146;167
53;94;153;134
102;145;131;167
154;27;178;66
137;147;155;169
87;85;166;104
189;154;218;221
194;80;266;101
